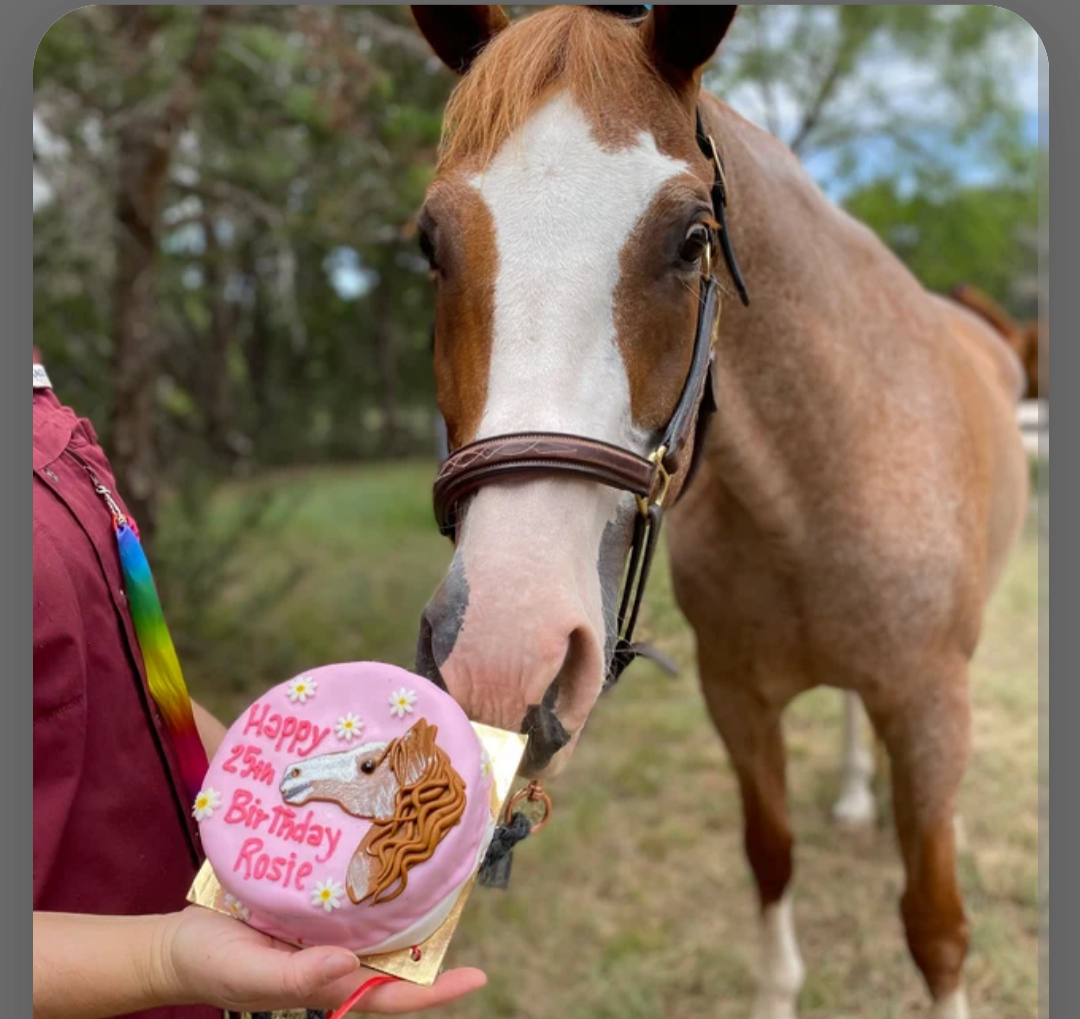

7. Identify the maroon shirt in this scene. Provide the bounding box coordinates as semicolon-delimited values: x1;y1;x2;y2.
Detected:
34;387;219;1019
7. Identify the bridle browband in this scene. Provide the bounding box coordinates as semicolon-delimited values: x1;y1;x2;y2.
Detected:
433;107;749;689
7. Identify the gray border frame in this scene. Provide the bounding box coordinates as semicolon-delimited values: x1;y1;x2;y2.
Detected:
18;4;1061;1017
1035;19;1049;1019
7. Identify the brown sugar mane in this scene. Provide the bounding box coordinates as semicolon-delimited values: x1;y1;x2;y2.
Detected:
352;721;467;906
438;6;667;170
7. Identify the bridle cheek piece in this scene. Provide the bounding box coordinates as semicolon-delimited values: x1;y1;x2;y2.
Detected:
432;108;749;690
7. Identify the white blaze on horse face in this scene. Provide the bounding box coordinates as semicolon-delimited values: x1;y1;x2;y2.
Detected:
470;92;687;446
438;95;687;739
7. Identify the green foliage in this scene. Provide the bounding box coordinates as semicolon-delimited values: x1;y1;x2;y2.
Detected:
708;4;1035;188
33;5;1038;487
35;5;454;473
844;176;1038;315
153;466;308;699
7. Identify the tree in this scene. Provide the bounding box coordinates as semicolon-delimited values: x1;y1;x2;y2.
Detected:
708;5;1036;191
843;177;1038;318
34;6;451;520
32;3;1040;519
110;7;232;536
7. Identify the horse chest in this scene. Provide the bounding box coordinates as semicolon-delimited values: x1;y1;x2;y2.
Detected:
669;481;975;687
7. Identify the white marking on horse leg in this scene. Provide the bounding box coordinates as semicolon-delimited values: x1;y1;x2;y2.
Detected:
751;895;805;1019
832;690;876;827
929;988;969;1019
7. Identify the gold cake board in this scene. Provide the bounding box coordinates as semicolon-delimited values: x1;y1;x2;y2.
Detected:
188;722;528;991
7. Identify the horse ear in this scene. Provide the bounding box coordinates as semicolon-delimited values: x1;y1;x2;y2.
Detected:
410;6;510;76
644;6;739;91
394;719;438;786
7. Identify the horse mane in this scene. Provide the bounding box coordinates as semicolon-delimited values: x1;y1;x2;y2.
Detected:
949;284;1021;342
438;5;669;170
352;719;467;906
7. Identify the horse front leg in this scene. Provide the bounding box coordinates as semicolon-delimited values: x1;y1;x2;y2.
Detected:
865;665;972;1018
700;662;804;1019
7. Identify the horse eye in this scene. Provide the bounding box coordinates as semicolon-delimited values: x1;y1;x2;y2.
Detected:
290;768;301;779
418;227;439;274
679;224;710;265
361;759;376;775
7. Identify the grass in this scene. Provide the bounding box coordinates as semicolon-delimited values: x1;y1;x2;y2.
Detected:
178;461;1040;1019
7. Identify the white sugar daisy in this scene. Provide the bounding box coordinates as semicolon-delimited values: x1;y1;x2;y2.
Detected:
388;687;417;719
480;747;493;782
192;787;222;821
335;713;364;742
223;893;251;922
286;676;318;704
311;877;346;913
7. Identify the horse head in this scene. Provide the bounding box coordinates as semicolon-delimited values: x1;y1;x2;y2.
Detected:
279;718;440;821
411;5;740;776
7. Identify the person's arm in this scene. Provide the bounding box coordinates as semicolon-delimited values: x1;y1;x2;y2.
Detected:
35;912;181;1019
191;699;229;760
34;907;486;1019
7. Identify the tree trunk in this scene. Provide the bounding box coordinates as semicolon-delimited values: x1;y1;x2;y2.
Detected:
201;208;237;458
109;5;230;540
371;263;401;456
110;118;161;533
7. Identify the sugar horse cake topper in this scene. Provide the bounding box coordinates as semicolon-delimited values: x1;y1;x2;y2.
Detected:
280;718;467;906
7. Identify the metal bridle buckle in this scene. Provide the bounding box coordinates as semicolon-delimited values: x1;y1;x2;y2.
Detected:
637;445;672;518
705;132;729;201
503;780;553;834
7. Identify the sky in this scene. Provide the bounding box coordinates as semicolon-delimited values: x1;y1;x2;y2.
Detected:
720;8;1044;200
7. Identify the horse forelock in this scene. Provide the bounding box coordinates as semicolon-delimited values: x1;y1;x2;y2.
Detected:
437;5;669;171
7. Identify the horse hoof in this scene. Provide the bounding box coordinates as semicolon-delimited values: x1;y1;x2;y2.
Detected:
831;787;876;827
929;990;969;1019
751;996;799;1019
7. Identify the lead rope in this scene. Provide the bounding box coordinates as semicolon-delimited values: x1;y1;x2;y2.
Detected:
479;781;553;890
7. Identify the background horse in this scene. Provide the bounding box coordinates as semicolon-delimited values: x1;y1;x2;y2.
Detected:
950;283;1044;400
411;7;1028;1018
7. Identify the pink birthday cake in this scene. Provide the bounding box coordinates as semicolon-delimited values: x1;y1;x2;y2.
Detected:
194;663;495;955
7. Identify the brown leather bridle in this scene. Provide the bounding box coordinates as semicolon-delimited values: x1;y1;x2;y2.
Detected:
433;108;749;689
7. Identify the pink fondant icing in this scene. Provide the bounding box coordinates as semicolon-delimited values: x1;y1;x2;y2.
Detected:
197;663;494;954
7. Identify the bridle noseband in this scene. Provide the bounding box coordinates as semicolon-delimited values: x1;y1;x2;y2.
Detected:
432;108;749;689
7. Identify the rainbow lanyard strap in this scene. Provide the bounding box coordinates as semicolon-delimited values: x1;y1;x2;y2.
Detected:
68;450;208;802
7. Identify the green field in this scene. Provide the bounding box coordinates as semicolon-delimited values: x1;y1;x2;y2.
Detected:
180;462;1040;1019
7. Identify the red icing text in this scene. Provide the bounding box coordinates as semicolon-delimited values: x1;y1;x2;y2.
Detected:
243;703;332;757
233;837;314;891
221;744;276;785
224;788;342;863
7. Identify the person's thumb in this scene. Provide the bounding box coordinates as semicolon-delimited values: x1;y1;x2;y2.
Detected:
253;946;361;1005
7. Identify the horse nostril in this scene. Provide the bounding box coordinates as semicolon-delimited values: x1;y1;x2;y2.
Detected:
415;612;448;692
417;557;469;693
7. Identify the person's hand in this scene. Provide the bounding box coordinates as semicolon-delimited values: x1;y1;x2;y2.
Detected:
156;906;487;1015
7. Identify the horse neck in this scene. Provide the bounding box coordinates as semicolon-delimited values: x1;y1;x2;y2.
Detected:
693;97;931;525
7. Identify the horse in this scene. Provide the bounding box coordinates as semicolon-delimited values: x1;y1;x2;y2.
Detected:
280;718;466;905
950;283;1044;400
409;8;1029;1017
